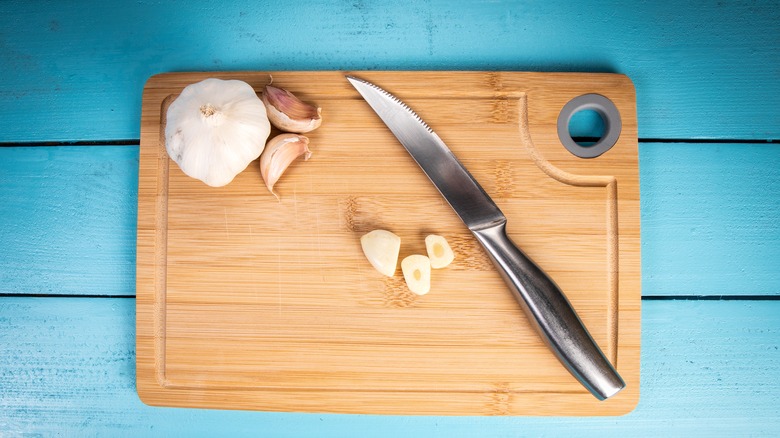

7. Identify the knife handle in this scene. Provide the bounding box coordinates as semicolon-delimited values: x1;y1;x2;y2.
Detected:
471;221;625;400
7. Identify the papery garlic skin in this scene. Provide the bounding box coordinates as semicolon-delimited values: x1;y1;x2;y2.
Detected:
401;254;431;295
360;230;401;277
425;234;455;269
260;134;312;199
165;78;271;187
262;85;322;133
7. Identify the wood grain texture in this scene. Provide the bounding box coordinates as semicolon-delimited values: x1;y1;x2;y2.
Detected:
136;71;640;414
0;0;776;435
1;0;779;142
0;146;138;296
1;143;777;298
2;297;779;435
640;142;780;296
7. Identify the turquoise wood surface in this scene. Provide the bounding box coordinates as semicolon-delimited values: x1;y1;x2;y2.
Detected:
2;144;777;297
1;298;778;436
1;0;779;142
0;146;138;296
2;0;779;435
640;142;780;296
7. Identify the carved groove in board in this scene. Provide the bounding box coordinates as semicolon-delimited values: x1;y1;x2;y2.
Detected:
150;92;620;391
156;95;172;388
518;95;619;366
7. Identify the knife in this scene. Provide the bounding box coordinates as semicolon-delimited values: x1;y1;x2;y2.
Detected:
347;75;625;400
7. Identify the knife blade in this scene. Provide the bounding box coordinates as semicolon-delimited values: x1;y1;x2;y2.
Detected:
347;75;625;400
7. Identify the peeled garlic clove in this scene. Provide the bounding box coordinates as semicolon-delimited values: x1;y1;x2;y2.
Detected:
360;230;401;277
259;133;312;199
425;234;455;269
165;78;271;187
401;255;431;295
262;85;322;133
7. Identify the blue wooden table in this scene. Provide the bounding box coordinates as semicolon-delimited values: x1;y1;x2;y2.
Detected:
1;1;779;436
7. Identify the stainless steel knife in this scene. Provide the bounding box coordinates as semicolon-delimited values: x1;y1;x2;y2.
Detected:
347;75;625;400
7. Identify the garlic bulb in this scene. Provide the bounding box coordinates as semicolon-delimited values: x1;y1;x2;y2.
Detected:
260;133;312;199
165;78;271;187
401;255;431;295
360;230;401;277
425;234;455;269
262;85;322;133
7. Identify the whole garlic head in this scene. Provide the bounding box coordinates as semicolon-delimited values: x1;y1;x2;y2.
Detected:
165;78;271;187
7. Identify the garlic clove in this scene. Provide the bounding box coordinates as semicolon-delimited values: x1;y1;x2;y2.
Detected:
165;78;271;187
259;133;312;199
401;254;431;295
262;85;322;133
360;230;401;277
425;234;455;269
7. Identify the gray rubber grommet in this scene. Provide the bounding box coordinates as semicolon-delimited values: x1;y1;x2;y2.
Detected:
557;94;622;158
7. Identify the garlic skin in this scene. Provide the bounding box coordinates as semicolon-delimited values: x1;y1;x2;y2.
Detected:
401;255;431;295
262;85;322;133
360;230;401;277
165;78;271;187
259;133;312;199
425;234;455;269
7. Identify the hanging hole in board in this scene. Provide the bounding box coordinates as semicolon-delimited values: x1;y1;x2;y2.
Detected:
569;109;605;147
557;94;622;158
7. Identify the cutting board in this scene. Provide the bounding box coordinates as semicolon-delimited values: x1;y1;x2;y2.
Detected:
136;71;640;415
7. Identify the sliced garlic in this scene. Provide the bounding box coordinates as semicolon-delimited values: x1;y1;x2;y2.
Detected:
425;234;455;269
262;85;322;133
165;78;271;187
401;255;431;295
360;230;401;277
259;133;312;199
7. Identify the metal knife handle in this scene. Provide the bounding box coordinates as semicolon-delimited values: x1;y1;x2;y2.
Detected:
471;221;625;400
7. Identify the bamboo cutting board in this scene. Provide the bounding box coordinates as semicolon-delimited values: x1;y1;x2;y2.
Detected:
136;71;640;415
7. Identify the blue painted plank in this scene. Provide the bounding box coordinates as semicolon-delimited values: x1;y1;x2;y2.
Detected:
0;146;138;296
640;142;780;296
1;0;778;142
1;297;778;435
1;143;778;297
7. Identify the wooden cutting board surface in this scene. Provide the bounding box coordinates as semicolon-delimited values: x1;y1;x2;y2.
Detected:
136;71;640;415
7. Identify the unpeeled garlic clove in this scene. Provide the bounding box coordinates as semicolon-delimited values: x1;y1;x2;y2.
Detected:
401;255;431;295
262;85;322;133
360;230;401;277
425;234;455;269
260;133;312;199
